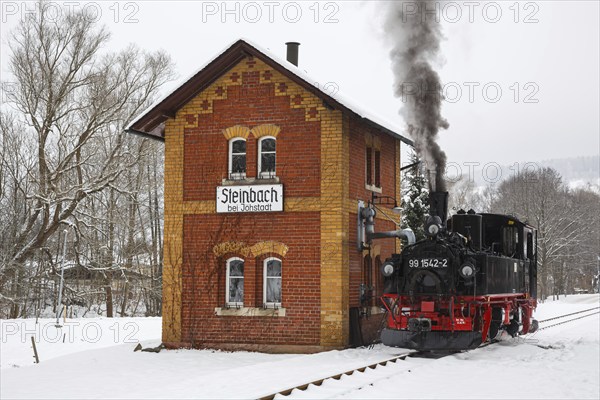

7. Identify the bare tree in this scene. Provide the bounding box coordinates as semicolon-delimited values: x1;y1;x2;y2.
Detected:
0;3;173;317
491;167;597;300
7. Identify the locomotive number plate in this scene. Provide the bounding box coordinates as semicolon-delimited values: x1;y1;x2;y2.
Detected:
408;259;449;268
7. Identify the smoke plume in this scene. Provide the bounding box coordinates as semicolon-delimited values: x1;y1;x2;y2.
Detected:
384;1;449;191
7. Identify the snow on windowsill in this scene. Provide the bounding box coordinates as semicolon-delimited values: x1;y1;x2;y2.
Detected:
214;307;286;317
365;184;382;194
221;177;280;186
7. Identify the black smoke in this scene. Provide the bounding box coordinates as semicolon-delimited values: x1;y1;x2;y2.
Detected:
384;1;449;191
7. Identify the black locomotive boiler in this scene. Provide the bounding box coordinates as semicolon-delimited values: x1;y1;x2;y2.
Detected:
379;192;538;351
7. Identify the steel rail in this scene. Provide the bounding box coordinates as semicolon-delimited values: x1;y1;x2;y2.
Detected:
259;307;599;399
257;351;420;400
537;311;600;331
537;306;600;323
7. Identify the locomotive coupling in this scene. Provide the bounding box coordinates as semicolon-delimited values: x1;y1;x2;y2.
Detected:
408;318;432;332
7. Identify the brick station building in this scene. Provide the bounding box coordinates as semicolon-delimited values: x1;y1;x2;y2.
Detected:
127;39;412;353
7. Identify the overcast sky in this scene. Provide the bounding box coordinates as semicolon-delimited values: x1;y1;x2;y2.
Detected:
1;1;599;169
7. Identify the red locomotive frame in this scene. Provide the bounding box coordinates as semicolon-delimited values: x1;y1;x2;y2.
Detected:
381;293;537;346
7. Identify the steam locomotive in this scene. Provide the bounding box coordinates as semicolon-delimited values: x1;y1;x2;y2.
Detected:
378;191;538;351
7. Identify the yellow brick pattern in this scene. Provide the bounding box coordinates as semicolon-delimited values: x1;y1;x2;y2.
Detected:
373;136;381;151
250;241;289;258
212;241;252;258
369;244;381;258
162;118;184;343
182;197;373;218
251;124;281;138
319;111;349;347
364;133;381;150
222;125;251;140
179;67;242;119
260;63;328;122
179;57;326;124
182;197;322;215
212;240;289;258
213;240;289;258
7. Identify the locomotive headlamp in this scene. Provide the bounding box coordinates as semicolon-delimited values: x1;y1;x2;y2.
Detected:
459;262;476;279
427;224;439;235
381;261;395;277
425;216;442;237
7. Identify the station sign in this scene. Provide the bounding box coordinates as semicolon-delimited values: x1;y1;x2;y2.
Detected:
216;184;283;213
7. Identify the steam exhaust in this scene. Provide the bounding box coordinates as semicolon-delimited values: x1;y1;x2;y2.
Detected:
384;0;450;191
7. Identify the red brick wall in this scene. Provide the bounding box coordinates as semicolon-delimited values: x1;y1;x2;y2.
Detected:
182;70;322;201
347;116;399;309
181;213;321;346
178;66;326;347
348;117;398;201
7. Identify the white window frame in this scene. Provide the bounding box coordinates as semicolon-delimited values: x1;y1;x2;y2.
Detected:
226;257;244;307
365;145;372;186
374;148;381;188
228;138;247;179
263;257;282;308
258;136;276;179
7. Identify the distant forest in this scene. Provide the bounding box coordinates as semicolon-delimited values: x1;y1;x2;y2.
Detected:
468;155;599;188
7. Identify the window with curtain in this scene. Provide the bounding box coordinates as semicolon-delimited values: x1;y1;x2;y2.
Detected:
258;137;276;178
229;138;246;179
226;258;244;306
263;258;282;307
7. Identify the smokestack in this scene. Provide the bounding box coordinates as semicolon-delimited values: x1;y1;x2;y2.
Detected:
429;191;449;227
428;169;437;192
285;42;300;66
384;1;449;191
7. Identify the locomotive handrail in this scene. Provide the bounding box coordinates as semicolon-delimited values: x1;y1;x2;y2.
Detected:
380;295;402;324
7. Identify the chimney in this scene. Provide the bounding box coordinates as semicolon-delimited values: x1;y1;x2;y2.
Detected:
285;42;300;66
429;191;449;227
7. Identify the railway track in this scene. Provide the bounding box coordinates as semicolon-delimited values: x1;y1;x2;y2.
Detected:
534;306;600;331
258;306;599;400
257;350;449;400
257;351;419;400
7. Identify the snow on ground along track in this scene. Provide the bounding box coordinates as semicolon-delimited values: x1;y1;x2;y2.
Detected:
313;294;600;400
1;295;598;399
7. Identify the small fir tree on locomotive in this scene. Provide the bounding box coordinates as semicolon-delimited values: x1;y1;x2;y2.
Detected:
361;190;539;351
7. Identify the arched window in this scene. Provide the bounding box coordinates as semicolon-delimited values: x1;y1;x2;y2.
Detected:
229;138;246;179
263;257;282;307
258;136;276;178
365;141;381;189
365;146;372;186
226;257;244;306
374;149;381;187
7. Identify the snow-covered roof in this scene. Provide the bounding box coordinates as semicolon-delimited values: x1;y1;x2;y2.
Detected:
126;38;413;146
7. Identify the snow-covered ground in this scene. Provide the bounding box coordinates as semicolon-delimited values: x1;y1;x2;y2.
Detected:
1;295;598;399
